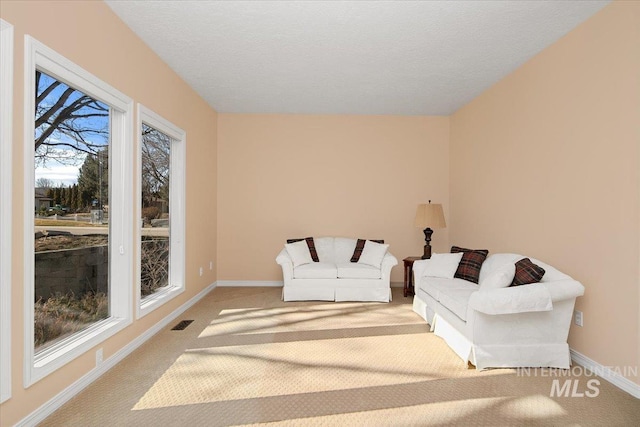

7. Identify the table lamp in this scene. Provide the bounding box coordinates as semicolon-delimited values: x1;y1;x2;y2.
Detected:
414;201;446;259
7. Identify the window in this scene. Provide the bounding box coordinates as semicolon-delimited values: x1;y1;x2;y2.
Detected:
137;105;185;318
0;18;14;403
24;36;133;386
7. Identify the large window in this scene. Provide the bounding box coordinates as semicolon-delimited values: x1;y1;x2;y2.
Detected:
0;18;14;403
24;36;133;386
137;105;185;318
33;70;111;351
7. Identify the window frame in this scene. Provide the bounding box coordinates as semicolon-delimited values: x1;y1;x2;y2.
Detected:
136;104;186;319
23;36;134;387
0;18;14;404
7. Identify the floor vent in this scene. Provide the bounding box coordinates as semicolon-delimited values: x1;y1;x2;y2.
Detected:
171;320;194;331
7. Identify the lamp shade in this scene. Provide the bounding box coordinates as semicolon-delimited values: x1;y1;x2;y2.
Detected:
414;203;446;229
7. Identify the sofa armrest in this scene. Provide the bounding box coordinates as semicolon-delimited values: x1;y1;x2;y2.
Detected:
379;252;398;280
412;259;429;283
468;278;584;316
545;279;585;302
276;248;293;281
276;248;291;265
382;252;398;268
468;283;553;315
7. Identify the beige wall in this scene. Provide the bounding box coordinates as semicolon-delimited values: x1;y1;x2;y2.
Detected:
217;114;450;283
450;1;640;384
0;1;217;425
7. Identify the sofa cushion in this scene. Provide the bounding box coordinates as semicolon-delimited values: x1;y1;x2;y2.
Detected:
313;237;335;263
478;253;522;284
358;241;389;268
334;237;358;263
336;263;381;279
293;262;338;279
422;253;463;279
480;263;516;290
286;237;319;262
451;246;489;284
417;277;477;302
285;240;314;267
511;258;546;286
350;239;384;262
437;287;477;322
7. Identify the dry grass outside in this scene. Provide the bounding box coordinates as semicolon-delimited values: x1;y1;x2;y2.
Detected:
34;292;108;349
35;234;108;251
35;218;103;227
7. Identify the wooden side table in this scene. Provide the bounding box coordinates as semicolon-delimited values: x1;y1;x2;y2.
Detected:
403;256;422;297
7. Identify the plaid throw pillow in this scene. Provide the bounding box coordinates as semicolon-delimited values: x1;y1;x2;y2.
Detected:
511;258;546;286
451;246;489;284
350;239;385;262
286;237;319;262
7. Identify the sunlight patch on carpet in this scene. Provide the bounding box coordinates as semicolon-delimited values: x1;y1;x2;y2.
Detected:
201;302;422;338
500;394;568;418
132;334;441;410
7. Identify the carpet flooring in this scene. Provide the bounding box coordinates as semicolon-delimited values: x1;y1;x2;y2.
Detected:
41;287;640;426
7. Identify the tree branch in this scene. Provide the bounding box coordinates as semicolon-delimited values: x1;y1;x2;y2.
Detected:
35;87;76;130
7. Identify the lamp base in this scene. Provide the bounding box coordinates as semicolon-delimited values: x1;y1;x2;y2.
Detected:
421;228;433;259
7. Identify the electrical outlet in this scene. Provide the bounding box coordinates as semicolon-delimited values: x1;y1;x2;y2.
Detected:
574;310;583;327
199;267;203;277
209;261;213;270
96;348;103;366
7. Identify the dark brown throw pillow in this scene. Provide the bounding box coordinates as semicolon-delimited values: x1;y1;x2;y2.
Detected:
451;246;489;284
286;237;319;262
511;258;546;286
351;239;385;262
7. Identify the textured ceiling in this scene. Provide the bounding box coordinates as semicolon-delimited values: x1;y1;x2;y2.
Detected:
105;0;610;115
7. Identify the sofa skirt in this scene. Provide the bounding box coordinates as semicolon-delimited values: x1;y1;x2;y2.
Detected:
283;286;334;302
335;287;391;302
283;285;391;302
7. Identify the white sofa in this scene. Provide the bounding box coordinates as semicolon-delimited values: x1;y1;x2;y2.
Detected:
276;237;398;302
412;253;585;370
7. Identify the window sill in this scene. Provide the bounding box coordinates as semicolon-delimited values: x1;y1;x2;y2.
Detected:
28;316;130;386
138;285;184;319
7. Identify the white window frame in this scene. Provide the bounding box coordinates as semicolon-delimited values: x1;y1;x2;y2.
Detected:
23;36;134;386
136;105;186;318
0;18;14;404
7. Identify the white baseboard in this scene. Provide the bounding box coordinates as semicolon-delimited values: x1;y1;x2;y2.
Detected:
17;281;218;427
570;348;640;399
217;280;283;287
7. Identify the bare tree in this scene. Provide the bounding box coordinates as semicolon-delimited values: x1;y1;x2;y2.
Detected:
35;70;109;166
141;124;170;210
35;177;55;188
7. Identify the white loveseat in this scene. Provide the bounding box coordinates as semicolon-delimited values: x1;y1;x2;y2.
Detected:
412;253;585;370
276;237;398;302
